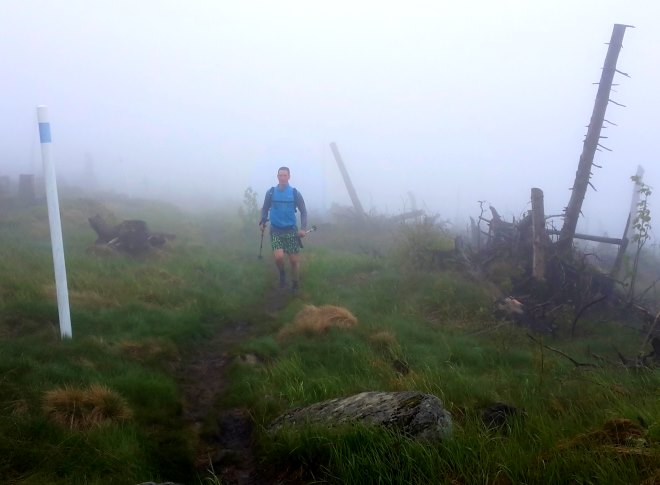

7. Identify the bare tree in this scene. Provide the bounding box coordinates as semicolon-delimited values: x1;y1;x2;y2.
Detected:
559;24;630;251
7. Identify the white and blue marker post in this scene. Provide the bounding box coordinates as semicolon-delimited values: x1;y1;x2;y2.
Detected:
37;105;72;339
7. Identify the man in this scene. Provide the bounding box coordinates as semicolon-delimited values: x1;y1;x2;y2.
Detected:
259;166;308;293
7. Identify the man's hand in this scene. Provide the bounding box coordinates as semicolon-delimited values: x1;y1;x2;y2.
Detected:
298;229;306;238
259;221;267;232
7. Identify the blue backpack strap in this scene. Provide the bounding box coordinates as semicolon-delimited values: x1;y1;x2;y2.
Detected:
270;186;297;212
273;186;298;207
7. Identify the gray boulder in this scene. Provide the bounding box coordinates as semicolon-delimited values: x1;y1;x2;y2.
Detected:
269;391;452;442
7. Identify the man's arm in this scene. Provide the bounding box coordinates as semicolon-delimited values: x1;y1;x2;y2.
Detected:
259;189;273;226
295;190;307;231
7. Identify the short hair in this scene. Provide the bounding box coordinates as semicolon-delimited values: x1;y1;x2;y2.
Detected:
278;166;290;175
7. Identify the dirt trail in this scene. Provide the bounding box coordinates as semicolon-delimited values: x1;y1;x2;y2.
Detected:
178;288;293;485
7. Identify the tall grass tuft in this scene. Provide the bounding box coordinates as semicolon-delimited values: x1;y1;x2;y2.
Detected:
42;384;132;430
278;304;358;338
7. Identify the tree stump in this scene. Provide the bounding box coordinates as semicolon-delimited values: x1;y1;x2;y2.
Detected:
88;214;175;256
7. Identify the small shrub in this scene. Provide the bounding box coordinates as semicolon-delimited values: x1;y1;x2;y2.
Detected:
238;186;260;235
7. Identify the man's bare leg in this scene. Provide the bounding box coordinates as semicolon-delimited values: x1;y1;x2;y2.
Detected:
273;248;286;287
289;253;300;290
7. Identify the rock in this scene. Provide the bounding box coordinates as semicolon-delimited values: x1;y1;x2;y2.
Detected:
239;353;260;366
269;391;452;442
481;402;525;431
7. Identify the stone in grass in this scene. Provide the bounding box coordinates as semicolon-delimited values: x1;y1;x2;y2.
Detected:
480;402;526;432
269;390;453;442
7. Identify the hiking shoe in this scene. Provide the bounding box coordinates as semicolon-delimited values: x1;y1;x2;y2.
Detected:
291;281;299;295
279;271;286;289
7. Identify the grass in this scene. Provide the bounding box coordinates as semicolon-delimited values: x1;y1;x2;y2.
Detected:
0;196;267;483
2;195;660;483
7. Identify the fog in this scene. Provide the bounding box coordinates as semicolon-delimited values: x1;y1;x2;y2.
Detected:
2;1;659;238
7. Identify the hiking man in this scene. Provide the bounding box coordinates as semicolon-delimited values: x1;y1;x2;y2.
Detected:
259;166;308;292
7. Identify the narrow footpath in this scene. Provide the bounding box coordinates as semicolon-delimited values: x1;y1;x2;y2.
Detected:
178;287;295;485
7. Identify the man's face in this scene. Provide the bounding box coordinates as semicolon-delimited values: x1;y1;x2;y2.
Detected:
277;170;290;185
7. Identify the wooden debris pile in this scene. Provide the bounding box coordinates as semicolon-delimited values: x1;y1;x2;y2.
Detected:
459;24;660;344
88;214;175;255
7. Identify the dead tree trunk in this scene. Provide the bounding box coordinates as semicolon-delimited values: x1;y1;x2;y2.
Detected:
390;210;425;223
611;212;630;278
88;214;119;243
611;169;643;277
548;229;624;245
470;217;482;251
531;188;546;281
625;165;645;245
559;24;630;251
329;142;366;220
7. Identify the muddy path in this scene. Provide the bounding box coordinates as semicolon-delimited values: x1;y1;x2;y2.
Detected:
177;287;295;485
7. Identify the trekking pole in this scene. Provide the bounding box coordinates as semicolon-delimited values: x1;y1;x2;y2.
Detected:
298;225;318;249
258;223;267;259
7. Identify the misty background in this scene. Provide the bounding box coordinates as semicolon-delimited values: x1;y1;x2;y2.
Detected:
2;1;659;239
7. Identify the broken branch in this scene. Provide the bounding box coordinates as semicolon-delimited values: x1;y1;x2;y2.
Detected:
527;334;598;368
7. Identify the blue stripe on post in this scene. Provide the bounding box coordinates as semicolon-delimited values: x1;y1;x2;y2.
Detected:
39;122;52;143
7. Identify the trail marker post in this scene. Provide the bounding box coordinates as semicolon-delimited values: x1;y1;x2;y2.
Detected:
37;105;72;339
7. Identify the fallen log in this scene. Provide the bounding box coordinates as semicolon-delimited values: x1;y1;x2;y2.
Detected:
389;209;425;223
547;229;624;246
88;214;118;243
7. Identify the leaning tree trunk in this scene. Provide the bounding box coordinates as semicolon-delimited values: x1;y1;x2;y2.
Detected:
329;142;366;220
558;24;629;252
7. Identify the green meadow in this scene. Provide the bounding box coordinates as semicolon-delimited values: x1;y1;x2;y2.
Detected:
1;194;659;484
